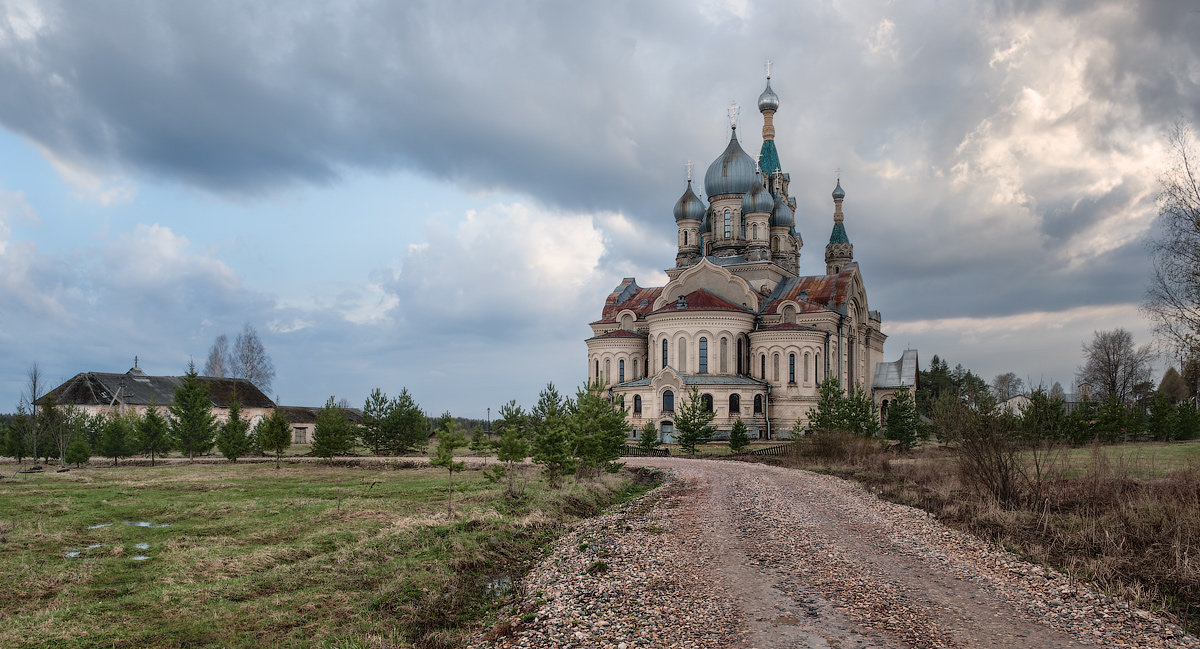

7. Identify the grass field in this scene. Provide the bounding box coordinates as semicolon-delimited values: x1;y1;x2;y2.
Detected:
0;460;653;648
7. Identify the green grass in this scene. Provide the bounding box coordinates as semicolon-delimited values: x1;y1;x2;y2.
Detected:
1051;440;1200;478
0;460;653;648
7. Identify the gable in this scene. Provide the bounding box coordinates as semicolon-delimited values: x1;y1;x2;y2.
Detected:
654;258;759;312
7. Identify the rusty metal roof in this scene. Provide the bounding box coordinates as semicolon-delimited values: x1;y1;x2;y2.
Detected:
39;370;275;410
599;278;664;321
761;265;857;315
649;289;753;315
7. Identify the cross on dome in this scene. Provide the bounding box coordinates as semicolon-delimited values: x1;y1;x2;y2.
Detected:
727;101;740;129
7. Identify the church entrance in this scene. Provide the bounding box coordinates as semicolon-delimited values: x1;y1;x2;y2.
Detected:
660;421;675;444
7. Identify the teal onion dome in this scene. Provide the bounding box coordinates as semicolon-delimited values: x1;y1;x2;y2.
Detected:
757;79;780;112
741;174;773;214
703;129;757;197
673;180;706;222
770;192;794;228
832;179;845;200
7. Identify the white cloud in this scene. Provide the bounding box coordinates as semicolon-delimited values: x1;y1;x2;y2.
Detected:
36;143;137;207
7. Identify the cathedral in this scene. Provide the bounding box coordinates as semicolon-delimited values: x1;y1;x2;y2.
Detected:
585;72;916;441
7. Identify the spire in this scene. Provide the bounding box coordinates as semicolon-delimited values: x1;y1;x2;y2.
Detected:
825;178;853;275
757;65;781;175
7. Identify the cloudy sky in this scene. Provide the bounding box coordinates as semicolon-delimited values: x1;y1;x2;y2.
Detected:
1;0;1198;415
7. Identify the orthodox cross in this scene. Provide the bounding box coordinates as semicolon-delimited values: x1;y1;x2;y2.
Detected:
728;101;740;128
765;59;773;79
685;160;693;182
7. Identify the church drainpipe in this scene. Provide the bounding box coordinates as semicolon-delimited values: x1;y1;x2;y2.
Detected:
764;383;771;440
836;312;845;387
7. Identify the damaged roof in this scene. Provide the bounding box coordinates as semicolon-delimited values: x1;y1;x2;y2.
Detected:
649;289;753;315
39;369;275;410
761;265;858;315
599;277;665;322
872;349;919;389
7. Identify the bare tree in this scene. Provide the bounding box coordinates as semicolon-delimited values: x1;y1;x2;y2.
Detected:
1144;123;1200;357
991;372;1025;401
204;334;229;377
230;323;275;395
1076;329;1154;405
23;363;42;462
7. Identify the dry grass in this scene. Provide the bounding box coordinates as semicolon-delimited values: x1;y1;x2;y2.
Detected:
776;439;1200;632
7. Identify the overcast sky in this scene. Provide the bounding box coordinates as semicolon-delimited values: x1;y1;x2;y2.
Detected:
2;0;1198;415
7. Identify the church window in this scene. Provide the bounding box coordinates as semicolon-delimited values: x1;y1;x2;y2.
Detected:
804;353;810;383
753;394;763;414
817;354;822;380
619;359;625;383
662;339;668;369
789;353;796;384
773;353;780;382
663;390;675;412
683;231;688;245
720;337;729;373
740;216;746;238
881;399;889;422
701;393;713;412
737;338;744;375
605;359;611;384
772;237;778;252
729;394;740;413
594;359;599;380
633;358;639;378
706;241;713;256
699;337;708;373
634;395;642;415
752;223;758;239
723;209;731;238
760;353;766;379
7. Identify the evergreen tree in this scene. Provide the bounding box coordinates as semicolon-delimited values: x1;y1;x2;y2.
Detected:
1148;390;1180;441
636;420;660;452
65;434;91;467
387;388;429;454
97;413;132;465
468;425;490;456
82;412;105;451
136;403;171;465
492;400;530;498
844;383;878;436
360;388;390;455
1177;401;1200;441
674;385;715;455
429;412;467;516
531;383;575;486
312;396;356;464
257;408;292;469
570;378;630;478
728;418;750;454
1019;388;1069;443
215;396;251;462
2;413;28;463
884;387;920;450
807;377;847;433
169;362;217;461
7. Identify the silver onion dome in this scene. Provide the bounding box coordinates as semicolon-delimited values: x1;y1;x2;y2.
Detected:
771;192;794;228
741;173;774;214
704;129;757;197
758;79;780;112
673;180;706;222
832;179;845;200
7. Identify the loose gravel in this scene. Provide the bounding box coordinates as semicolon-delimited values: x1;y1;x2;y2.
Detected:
469;459;1198;649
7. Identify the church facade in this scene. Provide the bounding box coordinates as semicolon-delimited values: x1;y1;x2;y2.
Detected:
586;73;912;441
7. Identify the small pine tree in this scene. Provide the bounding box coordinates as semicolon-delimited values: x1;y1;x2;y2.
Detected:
728;418;750;454
257;408;292;469
491;400;530;498
1148;390;1180;441
216;396;252;461
97;413;132;466
468;425;489;456
312;397;355;464
884;387;920;450
137;403;171;465
360;388;390;455
636;420;660;453
570;378;630;478
429;412;467;516
169;362;217;461
65;434;91;467
531;383;575;486
673;385;715;455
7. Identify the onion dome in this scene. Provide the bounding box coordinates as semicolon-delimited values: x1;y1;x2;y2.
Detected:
704;129;757;197
757;79;780;112
701;207;712;234
832;179;845;200
741;173;773;214
673;180;706;222
770;192;794;228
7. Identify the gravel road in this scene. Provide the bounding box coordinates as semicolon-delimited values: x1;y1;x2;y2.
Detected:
469;458;1198;649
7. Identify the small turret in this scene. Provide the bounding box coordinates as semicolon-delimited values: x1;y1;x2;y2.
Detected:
825;179;854;275
674;172;706;269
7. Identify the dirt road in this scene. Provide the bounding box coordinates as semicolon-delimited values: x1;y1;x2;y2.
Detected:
472;459;1196;649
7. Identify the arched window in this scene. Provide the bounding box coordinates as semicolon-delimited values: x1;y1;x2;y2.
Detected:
789;353;796;384
720;337;729;373
723;209;731;238
740;216;746;239
678;337;687;372
683;231;688;245
633;358;639;379
761;354;766;379
619;359;625;383
817;354;822;380
772;237;778;252
663;390;675;412
605;359;611;384
753;394;763;414
736;338;743;375
594;359;599;380
773;353;780;382
634;395;642;415
662;338;668;370
701;393;713;412
752;223;758;239
804;353;810;383
881;399;889;422
698;337;708;373
729;394;740;413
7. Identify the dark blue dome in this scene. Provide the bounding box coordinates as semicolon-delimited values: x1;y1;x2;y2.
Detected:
673;180;706;222
704;129;756;197
741;174;773;214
